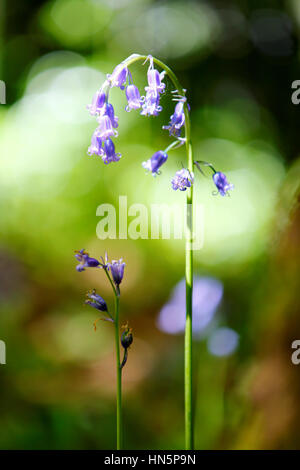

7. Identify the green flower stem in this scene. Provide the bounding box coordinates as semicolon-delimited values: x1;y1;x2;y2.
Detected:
124;54;194;450
114;293;122;450
103;267;122;449
103;267;117;296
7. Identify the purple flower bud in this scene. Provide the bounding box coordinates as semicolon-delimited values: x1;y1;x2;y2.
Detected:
212;172;234;196
121;327;133;349
171;169;194;191
87;129;103;156
75;249;100;272
102;138;121;165
107;64;128;89
142;150;168;175
87;90;106;116
109;259;125;286
163;101;185;137
85;290;108;312
97;114;116;140
125;84;142;111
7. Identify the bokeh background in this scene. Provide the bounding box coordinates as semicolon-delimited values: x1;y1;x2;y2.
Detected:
1;0;300;450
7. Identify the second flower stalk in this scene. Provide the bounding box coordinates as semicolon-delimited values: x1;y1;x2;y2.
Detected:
75;251;129;450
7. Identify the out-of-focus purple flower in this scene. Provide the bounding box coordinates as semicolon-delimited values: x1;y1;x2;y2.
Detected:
102;138;121;165
87;129;103;156
157;277;223;336
109;259;125;286
208;327;239;357
75;249;100;272
142;150;168;175
171;168;194;191
104;103;119;128
85;290;108;312
125;84;142;111
212;172;234;196
163;101;185;136
107;63;128;89
141;57;165;116
87;90;106;116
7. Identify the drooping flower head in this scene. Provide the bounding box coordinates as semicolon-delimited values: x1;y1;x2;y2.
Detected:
85;290;108;312
125;84;142;111
141;56;165;116
171;168;194;191
109;259;125;286
212;172;234;196
105;103;119;128
87;129;103;156
87;89;106;116
75;249;100;272
107;63;128;89
163;100;186;137
141;92;162;117
146;64;166;96
97;114;116;140
102;138;121;165
142;150;168;175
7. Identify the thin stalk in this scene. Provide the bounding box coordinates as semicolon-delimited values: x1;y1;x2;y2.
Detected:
0;0;5;79
123;54;194;449
114;293;122;450
184;116;194;451
164;139;185;153
103;267;117;296
103;267;123;449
